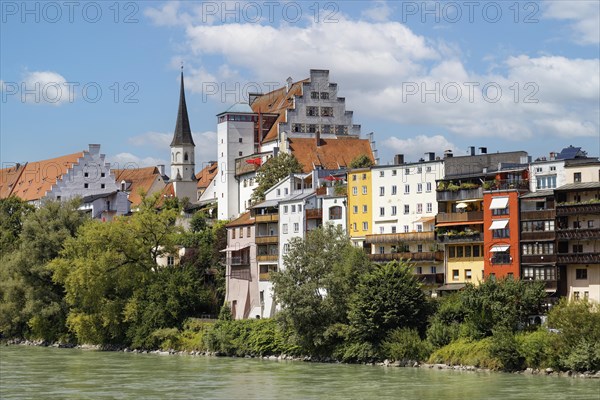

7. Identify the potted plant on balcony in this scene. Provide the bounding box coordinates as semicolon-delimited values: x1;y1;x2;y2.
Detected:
446;182;460;192
436;182;446;191
460;182;479;190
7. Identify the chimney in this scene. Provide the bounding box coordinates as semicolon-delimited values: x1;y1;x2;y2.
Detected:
444;150;453;158
469;146;476;156
425;152;435;161
394;154;404;164
479;147;487;154
549;152;556;160
157;164;165;176
286;77;293;92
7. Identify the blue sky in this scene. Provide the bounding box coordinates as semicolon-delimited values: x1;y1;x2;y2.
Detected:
1;1;599;171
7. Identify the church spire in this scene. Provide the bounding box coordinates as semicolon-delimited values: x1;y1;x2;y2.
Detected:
171;67;195;146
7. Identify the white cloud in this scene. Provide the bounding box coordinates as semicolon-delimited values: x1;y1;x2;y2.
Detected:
361;1;393;22
544;1;600;45
144;1;193;27
383;135;458;162
108;152;167;169
21;71;71;106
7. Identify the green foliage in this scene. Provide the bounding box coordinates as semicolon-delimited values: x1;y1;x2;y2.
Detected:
218;304;233;321
381;328;432;362
446;182;460;191
251;153;302;203
426;318;461;349
459;182;479;190
428;338;501;370
489;328;524;371
347;260;430;345
562;339;600;372
348;154;374;169
190;212;207;233
149;328;181;350
547;299;600;348
205;319;300;357
0;196;34;253
272;225;371;355
516;329;562;369
0;199;87;341
459;278;545;338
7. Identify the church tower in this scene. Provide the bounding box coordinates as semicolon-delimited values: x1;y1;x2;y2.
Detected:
170;69;197;202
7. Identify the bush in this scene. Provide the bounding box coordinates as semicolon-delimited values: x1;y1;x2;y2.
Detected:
516;329;561;369
489;328;523;371
428;338;501;370
334;340;379;363
563;339;600;372
150;328;180;350
426;319;461;349
381;328;432;362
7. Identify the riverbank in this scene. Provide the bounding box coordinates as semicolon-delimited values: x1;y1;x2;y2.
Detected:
6;338;600;380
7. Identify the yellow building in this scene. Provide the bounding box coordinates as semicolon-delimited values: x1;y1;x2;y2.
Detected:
347;168;372;247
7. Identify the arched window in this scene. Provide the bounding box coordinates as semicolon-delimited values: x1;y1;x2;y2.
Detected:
184;152;189;161
175;152;181;163
329;206;342;220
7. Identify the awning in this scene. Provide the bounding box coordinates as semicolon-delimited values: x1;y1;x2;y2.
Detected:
436;221;483;227
220;244;251;252
414;216;435;223
489;219;509;230
436;283;466;291
456;202;468;209
490;197;509;210
490;245;510;252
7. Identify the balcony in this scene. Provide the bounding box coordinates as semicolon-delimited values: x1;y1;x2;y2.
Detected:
368;251;444;263
556;202;600;216
523;277;558;291
437;232;482;243
259;272;271;281
365;231;434;244
520;210;555;221
306;209;323;219
556;228;600;240
229;256;250;266
255;214;278;222
257;254;278;262
520;231;556;241
521;254;557;264
416;273;445;286
436;211;484;224
256;235;278;244
557;252;600;264
436;187;483;202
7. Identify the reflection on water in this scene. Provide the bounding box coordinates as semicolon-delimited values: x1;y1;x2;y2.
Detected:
1;346;598;399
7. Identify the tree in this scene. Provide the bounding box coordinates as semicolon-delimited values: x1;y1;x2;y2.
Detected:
250;153;302;203
349;154;374;169
271;225;371;354
0;199;87;341
0;196;34;253
347;260;430;346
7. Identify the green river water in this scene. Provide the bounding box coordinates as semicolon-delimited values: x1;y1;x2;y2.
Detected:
0;346;598;399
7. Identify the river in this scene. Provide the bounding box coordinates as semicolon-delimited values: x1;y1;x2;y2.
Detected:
1;346;598;399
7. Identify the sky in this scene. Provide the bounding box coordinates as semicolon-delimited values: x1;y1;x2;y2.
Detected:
1;0;599;171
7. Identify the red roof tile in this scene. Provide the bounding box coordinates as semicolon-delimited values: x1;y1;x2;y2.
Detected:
288;137;373;173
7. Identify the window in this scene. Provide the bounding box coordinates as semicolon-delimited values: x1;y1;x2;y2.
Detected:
492;251;511;264
379;227;384;234
535;167;542;173
379;207;385;216
100;172;105;177
588;220;595;228
167;256;175;266
283;205;288;213
416;203;423;214
473;245;481;257
584;291;589;300
247;227;251;237
493;228;510;238
403;225;409;233
353;205;358;214
417;244;423;252
291;205;296;213
392;185;397;195
536;175;557;189
362;173;367;180
426;166;432;172
277;189;281;196
363;205;368;213
392;170;397;176
550;166;556;171
416;266;423;274
576;269;588;280
311;91;319;99
417;183;422;193
379;171;384;177
298;205;302;212
465;270;472;280
573;245;584;253
240;228;244;238
329;206;342;220
573;221;581;229
379;246;385;254
306;106;318;116
492;207;509;216
426;203;433;213
239;151;243;156
379;187;385;196
294;223;299;233
391;226;397;233
404;184;410;194
417;167;422;174
320;92;329;100
100;184;105;189
426;182;432;192
84;183;89;188
362;222;368;231
431;266;437;274
282;224;288;234
362;186;367;194
352;175;357;181
574;172;582;182
573;291;580;300
404;205;409;214
321;107;333;117
352;187;358;195
285;188;289;195
405;168;410;175
232;229;236;239
283;243;289;254
239;138;243;143
391;206;397;216
352;223;357;231
84;172;89;178
452;270;459;280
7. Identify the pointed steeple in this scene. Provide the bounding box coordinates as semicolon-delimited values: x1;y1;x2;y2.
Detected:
171;68;195;146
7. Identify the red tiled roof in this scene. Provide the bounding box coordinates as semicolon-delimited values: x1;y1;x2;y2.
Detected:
1;152;84;201
112;166;165;207
196;161;218;189
226;211;254;227
250;79;308;143
288;137;373;173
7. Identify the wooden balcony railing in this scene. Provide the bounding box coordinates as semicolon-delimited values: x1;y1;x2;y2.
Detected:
229;256;250;266
520;231;556;241
255;214;278;222
259;272;271;281
416;273;445;286
368;251;444;263
257;254;278;262
556;202;600;216
306;209;323;219
365;231;434;244
437;232;482;243
520;210;555;221
556;228;600;240
520;254;557;264
436;187;483;202
557;252;600;264
256;236;278;244
436;211;484;224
